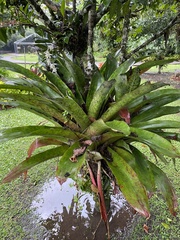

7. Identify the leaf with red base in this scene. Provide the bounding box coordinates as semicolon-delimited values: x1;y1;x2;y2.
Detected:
119;108;131;124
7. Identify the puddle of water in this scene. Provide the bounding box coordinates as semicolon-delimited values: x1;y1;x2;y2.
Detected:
31;178;134;240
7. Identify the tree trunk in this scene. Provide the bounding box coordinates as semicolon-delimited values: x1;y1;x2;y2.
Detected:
86;1;96;78
119;4;131;64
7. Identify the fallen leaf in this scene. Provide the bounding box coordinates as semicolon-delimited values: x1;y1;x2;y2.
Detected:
143;224;149;234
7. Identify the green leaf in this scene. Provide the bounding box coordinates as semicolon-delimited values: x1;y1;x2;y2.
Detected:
0;27;8;43
86;69;104;110
0;80;42;95
128;67;141;92
106;147;150;217
42;71;74;98
88;79;115;119
115;75;129;101
122;0;130;16
137;59;175;73
0;126;83;143
130;127;180;158
0;92;68;124
55;97;91;130
60;0;66;17
128;89;180;112
128;89;180;111
132;120;180;130
131;106;180;123
109;58;135;80
56;142;86;182
63;55;86;101
129;146;155;192
86;119;110;136
100;132;125;145
56;58;72;83
2;145;69;183
0;61;62;98
102;81;166;122
105;120;130;135
0;60;42;81
158;132;180;142
100;54;118;80
148;161;178;216
114;139;132;152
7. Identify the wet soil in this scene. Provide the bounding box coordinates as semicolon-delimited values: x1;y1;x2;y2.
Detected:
141;72;180;89
29;178;134;240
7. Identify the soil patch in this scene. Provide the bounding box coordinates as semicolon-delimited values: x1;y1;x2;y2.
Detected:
142;72;180;89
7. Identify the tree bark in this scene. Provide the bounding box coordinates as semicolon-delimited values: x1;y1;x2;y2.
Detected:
119;4;131;64
86;1;96;78
176;3;180;54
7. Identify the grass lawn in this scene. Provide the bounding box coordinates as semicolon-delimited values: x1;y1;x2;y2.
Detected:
12;53;38;62
128;97;180;239
0;109;56;239
147;64;180;73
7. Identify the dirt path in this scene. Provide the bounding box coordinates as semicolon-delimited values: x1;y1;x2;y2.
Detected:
142;72;180;89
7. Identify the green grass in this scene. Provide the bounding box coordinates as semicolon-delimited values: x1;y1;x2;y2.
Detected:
12;54;38;62
127;99;180;240
146;64;179;73
0;109;57;239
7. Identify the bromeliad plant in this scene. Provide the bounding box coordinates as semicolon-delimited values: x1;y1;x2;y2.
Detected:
0;55;179;238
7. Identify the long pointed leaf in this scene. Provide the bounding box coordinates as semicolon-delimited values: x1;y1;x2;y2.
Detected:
148;161;178;216
130;127;180;158
109;58;135;80
100;53;118;80
102;82;166;122
106;147;150;218
0;60;63;98
88;79;115;119
43;71;74;98
55;97;91;130
158;132;180;142
113;146;155;192
132;120;180;130
86;69;104;110
0;126;83;143
28;138;63;157
0;81;42;94
2;145;69;183
105;120;130;135
137;59;175;73
131;106;180;123
0;60;43;81
63;55;86;99
0;92;79;129
127;89;180;111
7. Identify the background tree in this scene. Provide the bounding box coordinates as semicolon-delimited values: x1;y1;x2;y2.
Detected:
0;0;179;63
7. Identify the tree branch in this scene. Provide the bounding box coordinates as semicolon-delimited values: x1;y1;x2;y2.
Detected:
126;13;180;59
43;0;59;12
28;0;57;31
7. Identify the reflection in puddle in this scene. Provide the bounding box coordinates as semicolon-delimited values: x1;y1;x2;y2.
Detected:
31;178;134;239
